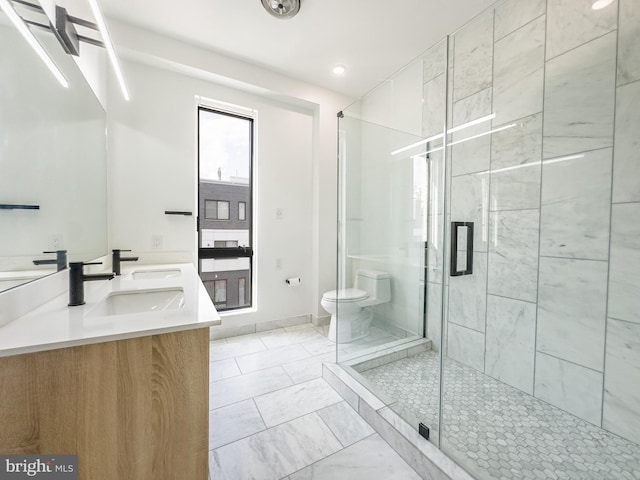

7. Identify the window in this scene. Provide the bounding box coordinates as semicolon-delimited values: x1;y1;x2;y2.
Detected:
198;106;254;312
205;200;229;220
238;278;246;305
214;279;227;304
214;240;238;247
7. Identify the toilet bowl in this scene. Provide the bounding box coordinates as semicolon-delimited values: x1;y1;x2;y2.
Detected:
321;270;391;343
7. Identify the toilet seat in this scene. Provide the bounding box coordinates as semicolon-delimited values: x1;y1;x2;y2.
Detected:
322;288;368;303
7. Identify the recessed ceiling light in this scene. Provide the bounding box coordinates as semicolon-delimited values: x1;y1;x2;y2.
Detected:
333;65;347;75
592;0;614;10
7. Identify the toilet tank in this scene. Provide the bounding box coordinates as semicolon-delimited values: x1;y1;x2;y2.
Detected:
355;270;391;303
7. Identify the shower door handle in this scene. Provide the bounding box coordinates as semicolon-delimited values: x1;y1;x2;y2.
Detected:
450;222;474;276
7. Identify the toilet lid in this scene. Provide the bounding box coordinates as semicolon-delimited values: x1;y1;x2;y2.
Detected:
323;288;368;303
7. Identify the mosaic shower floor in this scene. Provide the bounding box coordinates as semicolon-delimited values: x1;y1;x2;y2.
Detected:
360;350;640;480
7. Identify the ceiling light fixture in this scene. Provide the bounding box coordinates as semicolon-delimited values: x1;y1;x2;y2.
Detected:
261;0;300;19
592;0;614;10
0;0;69;88
333;65;347;75
87;0;130;101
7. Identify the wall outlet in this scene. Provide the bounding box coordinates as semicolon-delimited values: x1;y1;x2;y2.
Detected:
152;235;163;250
276;208;284;220
49;234;63;250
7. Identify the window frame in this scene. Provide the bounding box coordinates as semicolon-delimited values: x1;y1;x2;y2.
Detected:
197;104;255;312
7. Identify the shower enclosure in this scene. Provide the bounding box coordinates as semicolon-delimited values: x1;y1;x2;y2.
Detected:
335;0;640;478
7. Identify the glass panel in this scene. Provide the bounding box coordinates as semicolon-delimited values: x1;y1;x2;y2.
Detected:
205;200;218;219
217;200;229;220
214;280;227;303
198;107;253;311
336;40;448;445
238;278;246;306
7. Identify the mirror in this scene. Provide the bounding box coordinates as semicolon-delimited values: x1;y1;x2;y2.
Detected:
0;11;107;292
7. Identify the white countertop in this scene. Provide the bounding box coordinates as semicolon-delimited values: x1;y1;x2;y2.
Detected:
0;263;220;357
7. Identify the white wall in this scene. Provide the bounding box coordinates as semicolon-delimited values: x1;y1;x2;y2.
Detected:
107;21;352;326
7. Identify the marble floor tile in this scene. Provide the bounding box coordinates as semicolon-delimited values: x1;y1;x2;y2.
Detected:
608;203;640;324
546;0;618;60
494;0;545;41
289;434;421;480
209;358;241;382
603;318;640;445
209;336;267;362
282;352;335;384
361;350;640;480
452;9;494;101
210;366;293;409
261;329;325;349
225;327;286;342
316;401;375;448
300;336;336;356
543;32;617;159
537;256;608;371
618;0;640;85
209;399;266;449
488;209;540;303
254;378;343;427
540;148;612;260
209;413;342;480
534;352;603;425
235;343;312;374
612;80;640;203
493;15;545;125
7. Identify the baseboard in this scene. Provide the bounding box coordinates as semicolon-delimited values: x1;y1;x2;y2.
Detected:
210;314;311;340
311;314;330;327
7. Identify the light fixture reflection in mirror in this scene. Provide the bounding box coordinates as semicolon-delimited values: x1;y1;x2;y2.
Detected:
0;0;68;88
0;16;108;293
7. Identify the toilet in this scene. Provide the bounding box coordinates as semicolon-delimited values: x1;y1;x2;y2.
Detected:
321;270;391;343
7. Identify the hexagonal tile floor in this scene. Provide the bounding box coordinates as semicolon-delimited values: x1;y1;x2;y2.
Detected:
360;350;640;480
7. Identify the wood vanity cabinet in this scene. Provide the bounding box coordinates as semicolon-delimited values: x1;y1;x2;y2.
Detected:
0;327;209;479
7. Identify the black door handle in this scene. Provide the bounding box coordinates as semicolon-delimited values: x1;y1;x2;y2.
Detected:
450;221;474;276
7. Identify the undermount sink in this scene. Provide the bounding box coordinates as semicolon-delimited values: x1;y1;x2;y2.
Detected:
132;269;182;280
91;288;185;316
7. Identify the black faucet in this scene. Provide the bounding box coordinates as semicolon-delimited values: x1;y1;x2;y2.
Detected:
68;262;115;306
33;250;67;271
112;249;139;276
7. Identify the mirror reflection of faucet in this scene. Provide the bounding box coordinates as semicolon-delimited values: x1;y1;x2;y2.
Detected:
112;249;139;276
32;250;67;271
68;262;115;306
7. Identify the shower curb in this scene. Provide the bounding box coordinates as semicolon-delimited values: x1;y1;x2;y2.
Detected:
322;362;475;480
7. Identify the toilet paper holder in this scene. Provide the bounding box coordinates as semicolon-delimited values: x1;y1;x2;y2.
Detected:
286;277;301;286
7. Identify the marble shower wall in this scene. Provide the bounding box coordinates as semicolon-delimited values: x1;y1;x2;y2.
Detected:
427;0;640;446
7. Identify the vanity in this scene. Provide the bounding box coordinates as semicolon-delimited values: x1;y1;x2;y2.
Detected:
0;264;220;479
